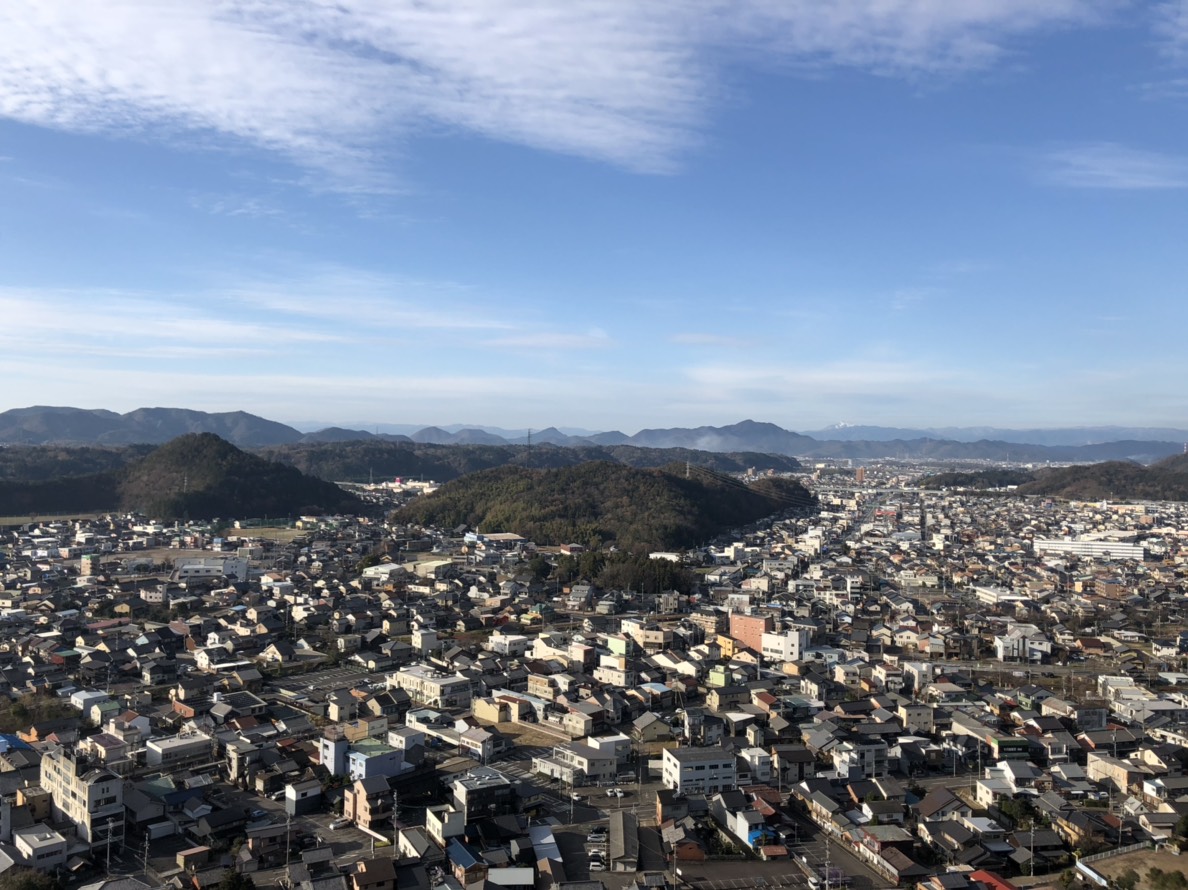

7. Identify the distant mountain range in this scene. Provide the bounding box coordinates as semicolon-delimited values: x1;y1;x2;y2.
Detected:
0;407;1183;463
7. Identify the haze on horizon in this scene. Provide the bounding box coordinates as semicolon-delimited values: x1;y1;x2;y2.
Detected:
1;2;1186;432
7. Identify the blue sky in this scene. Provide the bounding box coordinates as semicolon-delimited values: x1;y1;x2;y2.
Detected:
1;1;1187;433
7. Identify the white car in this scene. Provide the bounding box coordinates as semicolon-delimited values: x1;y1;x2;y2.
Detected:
606;788;624;798
329;818;352;830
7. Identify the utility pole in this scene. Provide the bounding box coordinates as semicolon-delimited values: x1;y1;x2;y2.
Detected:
393;787;400;855
1030;822;1036;877
285;811;293;888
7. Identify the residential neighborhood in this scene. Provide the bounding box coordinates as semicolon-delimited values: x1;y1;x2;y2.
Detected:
1;461;1188;890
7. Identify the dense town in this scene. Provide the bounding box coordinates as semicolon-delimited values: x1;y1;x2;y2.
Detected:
2;462;1188;890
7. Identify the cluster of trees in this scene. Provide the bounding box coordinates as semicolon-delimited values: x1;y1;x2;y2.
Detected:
0;691;73;734
1109;867;1188;890
0;870;63;890
552;551;697;594
394;461;814;551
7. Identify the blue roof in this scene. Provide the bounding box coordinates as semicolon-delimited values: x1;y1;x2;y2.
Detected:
447;838;482;869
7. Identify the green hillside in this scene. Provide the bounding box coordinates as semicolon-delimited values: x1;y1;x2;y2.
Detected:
392;461;815;550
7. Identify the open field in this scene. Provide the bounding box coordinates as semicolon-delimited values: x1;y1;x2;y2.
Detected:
224;526;306;542
0;511;109;526
1092;848;1188;882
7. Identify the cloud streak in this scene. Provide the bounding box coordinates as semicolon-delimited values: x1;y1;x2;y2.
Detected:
0;1;1124;189
1041;142;1188;189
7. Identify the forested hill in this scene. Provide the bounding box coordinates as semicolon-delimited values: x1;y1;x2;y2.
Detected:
1016;454;1188;501
392;462;816;550
258;440;802;482
916;469;1037;490
916;454;1188;502
0;434;360;519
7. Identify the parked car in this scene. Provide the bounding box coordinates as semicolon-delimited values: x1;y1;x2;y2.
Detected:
250;809;267;820
606;788;624;797
589;862;606;872
330;818;352;830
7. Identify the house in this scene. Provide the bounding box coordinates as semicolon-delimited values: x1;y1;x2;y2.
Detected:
351;856;397;890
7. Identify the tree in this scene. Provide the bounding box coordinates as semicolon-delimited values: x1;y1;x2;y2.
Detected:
216;871;256;890
1115;868;1139;890
1175;812;1188;838
528;555;552;582
0;870;61;890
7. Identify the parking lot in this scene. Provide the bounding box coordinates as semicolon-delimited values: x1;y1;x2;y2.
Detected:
272;663;372;693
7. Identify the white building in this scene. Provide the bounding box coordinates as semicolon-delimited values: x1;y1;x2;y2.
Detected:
486;631;530;657
145;733;214;768
1033;538;1144;561
175;556;249;581
740;747;773;783
387;664;472;710
661;747;737;795
39;745;124;850
12;826;67;871
761;630;810;664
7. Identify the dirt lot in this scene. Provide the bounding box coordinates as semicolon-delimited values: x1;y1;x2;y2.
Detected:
495;721;570;747
1092;848;1188;882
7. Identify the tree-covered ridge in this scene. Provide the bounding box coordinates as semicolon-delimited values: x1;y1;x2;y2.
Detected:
1016;459;1188;502
393;461;815;550
0;434;361;519
916;469;1037;490
913;454;1188;502
117;433;361;518
0;444;155;482
259;440;802;482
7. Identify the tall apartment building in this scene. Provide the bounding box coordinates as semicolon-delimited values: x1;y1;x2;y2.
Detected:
728;613;773;654
39;744;124;850
688;610;725;637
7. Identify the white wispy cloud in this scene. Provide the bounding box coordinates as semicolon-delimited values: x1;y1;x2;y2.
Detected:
670;332;751;348
1154;0;1188;59
1041;142;1188;189
189;193;288;220
890;286;943;311
0;270;600;369
220;267;512;331
0;1;1122;188
685;359;945;398
489;329;613;350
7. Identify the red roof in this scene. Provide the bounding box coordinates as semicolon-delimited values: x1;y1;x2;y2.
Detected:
969;870;1020;890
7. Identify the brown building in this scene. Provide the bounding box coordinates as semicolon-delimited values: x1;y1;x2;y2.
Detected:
729;613;773;654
